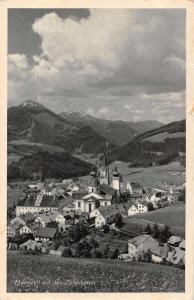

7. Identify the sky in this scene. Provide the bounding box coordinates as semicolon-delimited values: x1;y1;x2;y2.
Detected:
8;9;186;123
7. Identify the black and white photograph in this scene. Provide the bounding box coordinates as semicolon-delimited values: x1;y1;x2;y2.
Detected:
6;7;186;293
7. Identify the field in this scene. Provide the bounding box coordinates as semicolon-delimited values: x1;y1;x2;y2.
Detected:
126;204;185;237
109;161;185;187
7;251;184;292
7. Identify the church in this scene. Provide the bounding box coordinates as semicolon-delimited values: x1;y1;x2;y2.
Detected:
73;156;122;214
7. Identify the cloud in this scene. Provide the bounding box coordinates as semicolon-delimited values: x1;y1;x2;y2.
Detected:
8;9;186;123
8;53;28;69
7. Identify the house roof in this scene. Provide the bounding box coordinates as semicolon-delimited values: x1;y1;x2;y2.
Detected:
172;248;185;264
179;240;185;249
128;234;157;248
168;235;182;245
40;195;60;207
72;192;88;199
20;213;36;222
35;228;57;238
151;244;168;258
97;205;120;219
99;184;116;196
19;239;41;248
58;197;74;210
129;182;142;189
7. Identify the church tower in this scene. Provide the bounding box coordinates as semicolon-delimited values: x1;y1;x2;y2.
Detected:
99;152;110;185
111;166;121;192
88;169;99;193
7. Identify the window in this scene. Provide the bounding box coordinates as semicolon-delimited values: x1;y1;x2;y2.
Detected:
78;202;81;208
89;203;92;213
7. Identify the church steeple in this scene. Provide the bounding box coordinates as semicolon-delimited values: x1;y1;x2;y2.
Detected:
111;166;121;192
88;169;99;193
99;152;109;185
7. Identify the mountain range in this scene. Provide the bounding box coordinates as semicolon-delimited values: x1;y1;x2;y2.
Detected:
8;100;185;179
8;99;163;161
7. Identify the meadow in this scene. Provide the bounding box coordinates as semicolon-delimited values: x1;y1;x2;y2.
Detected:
127;204;185;237
7;251;184;292
109;161;185;187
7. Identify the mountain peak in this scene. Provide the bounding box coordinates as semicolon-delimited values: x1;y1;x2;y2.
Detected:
19;99;44;108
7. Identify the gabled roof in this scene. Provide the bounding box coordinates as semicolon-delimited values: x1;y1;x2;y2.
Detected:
151;244;168;258
35;228;57;238
40;195;59;207
96;205;120;219
82;192;103;200
128;234;156;247
72;192;88;199
99;184;116;196
19;239;41;247
168;235;182;245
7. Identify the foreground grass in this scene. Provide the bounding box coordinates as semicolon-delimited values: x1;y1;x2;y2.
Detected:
7;251;185;292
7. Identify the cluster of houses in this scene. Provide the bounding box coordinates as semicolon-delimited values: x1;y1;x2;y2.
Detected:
122;234;185;266
7;158;185;266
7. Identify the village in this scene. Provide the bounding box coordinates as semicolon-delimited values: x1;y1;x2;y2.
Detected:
7;155;185;268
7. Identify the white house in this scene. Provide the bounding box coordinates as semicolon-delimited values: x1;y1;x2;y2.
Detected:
35;228;57;243
19;225;33;235
128;202;148;216
7;225;16;237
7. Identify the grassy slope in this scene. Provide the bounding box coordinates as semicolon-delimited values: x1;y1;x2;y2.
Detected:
109;161;185;187
126;204;185;237
7;251;184;292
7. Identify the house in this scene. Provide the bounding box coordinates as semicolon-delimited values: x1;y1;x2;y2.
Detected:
166;247;185;265
167;236;182;248
10;216;26;226
94;205;121;228
16;194;60;216
127;202;148;216
19;223;40;235
35;212;66;227
179;239;185;250
127;182;144;197
19;225;33;235
50;245;65;256
19;239;42;251
7;225;16;237
58;196;76;214
128;234;159;258
151;244;169;263
35;228;57;243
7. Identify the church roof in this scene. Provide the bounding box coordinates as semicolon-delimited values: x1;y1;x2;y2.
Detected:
88;176;99;187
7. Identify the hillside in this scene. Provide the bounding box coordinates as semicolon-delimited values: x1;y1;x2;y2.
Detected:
7;150;94;181
125;204;185;238
7;251;184;292
61;110;163;146
8;100;115;158
108;119;185;167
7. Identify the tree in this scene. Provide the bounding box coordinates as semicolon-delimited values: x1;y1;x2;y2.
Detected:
115;213;123;228
159;225;172;243
103;244;110;258
111;248;119;259
153;223;160;240
145;223;153;235
178;188;185;203
147;202;154;211
103;224;109;233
